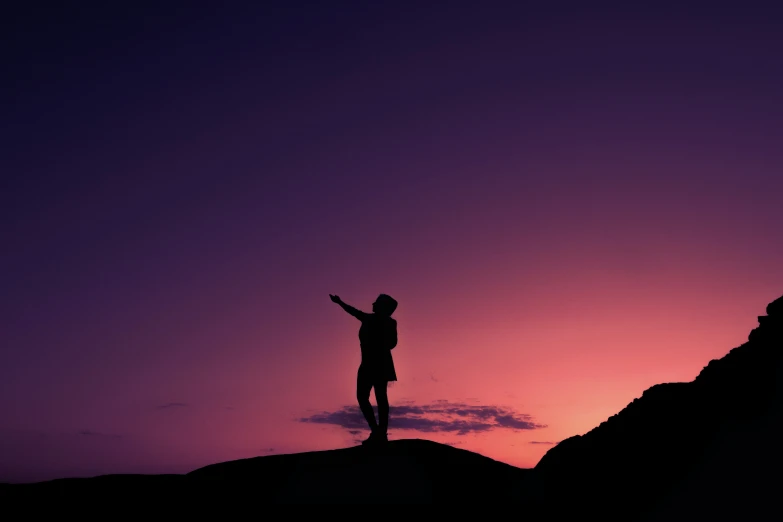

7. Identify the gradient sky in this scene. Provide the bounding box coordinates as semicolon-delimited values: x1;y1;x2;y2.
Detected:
2;2;782;483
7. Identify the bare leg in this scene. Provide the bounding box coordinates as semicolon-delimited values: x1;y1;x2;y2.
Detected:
375;381;389;438
356;366;377;434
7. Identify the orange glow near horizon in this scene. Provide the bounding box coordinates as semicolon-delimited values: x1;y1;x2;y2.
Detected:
0;253;778;481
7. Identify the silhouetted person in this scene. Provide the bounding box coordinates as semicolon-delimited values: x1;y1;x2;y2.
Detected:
330;293;398;445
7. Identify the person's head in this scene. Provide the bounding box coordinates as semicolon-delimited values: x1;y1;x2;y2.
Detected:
372;294;398;316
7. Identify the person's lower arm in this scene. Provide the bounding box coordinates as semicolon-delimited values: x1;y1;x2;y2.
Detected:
340;301;357;314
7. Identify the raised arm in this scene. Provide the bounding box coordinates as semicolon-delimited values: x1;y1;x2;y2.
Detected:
329;294;370;321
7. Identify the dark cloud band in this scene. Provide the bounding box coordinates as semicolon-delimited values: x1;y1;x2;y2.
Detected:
300;400;546;435
156;402;188;409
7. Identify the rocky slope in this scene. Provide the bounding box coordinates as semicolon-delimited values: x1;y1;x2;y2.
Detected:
530;294;783;520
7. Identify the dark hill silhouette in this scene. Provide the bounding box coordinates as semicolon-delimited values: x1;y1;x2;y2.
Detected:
0;439;530;504
2;293;780;516
529;293;783;520
188;438;528;503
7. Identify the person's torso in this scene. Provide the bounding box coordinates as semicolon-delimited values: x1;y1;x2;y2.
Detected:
359;315;395;359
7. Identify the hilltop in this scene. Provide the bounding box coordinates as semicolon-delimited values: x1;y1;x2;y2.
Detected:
1;439;530;504
189;437;528;502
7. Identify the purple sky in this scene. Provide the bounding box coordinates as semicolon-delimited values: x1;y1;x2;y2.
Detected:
2;2;782;483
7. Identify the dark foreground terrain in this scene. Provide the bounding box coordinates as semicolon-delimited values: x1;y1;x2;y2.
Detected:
2;294;781;519
1;439;530;504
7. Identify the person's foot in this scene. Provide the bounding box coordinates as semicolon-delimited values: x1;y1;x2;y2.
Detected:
361;429;389;446
361;429;378;445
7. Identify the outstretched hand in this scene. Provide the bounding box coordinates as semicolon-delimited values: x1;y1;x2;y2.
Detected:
329;294;342;304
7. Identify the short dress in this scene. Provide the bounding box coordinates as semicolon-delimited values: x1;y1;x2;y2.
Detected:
358;314;398;382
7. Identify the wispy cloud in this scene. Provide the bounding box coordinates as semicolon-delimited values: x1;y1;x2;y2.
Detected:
529;441;556;445
156;402;188;409
78;430;122;439
300;400;546;436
